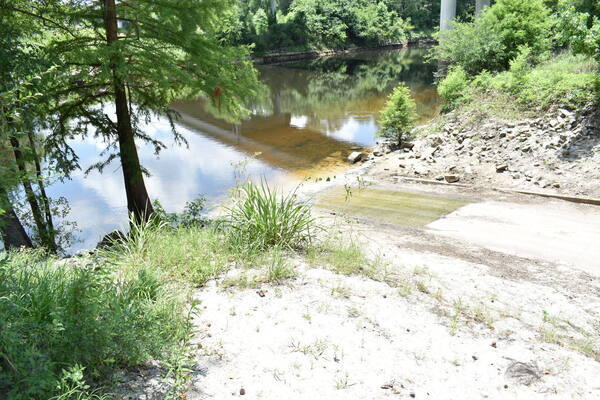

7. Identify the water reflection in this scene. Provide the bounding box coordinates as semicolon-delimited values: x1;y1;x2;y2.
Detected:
46;48;439;251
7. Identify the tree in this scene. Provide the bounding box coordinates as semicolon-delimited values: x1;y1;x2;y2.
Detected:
379;83;417;143
0;10;58;252
434;0;552;74
2;0;262;223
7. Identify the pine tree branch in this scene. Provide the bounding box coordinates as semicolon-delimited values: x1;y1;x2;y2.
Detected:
0;4;77;38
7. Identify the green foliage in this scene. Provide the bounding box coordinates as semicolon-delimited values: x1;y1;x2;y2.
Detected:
225;182;316;252
433;17;507;75
439;52;599;111
555;1;600;63
228;0;413;51
437;66;470;111
353;2;412;45
435;0;552;74
379;83;417;142
0;249;192;399
252;8;270;36
484;0;552;62
152;197;207;228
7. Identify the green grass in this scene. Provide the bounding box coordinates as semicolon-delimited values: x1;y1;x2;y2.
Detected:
101;219;230;287
307;238;369;275
0;249;192;400
225;182;317;253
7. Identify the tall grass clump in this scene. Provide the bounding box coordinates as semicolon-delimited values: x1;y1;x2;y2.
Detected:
225;182;316;253
0;249;192;400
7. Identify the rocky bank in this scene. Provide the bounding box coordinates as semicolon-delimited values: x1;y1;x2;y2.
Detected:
364;102;600;198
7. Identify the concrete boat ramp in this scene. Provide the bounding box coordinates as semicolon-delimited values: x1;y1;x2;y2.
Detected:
316;185;600;276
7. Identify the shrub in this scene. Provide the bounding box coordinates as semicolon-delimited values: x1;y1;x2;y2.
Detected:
438;51;599;112
435;0;552;74
225;182;316;252
484;0;552;62
352;2;411;45
379;83;417;143
0;249;191;400
434;17;507;74
438;66;471;111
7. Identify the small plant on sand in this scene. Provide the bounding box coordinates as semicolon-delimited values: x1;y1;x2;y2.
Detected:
263;248;296;283
226;182;317;253
308;238;369;276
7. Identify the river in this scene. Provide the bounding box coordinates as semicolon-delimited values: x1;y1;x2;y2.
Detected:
45;48;440;251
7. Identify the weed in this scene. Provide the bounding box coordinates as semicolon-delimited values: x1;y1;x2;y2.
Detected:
263;248;296;283
334;373;353;390
398;283;414;297
101;219;229;287
289;339;329;360
225;182;317;252
310;239;368;275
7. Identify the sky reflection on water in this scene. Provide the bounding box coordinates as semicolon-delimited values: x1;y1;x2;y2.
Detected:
44;48;439;251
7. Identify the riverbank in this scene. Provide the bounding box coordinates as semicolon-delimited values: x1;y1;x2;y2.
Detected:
253;38;437;64
360;101;600;200
113;176;600;400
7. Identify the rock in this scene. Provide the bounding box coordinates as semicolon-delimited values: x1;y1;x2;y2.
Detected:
505;361;542;386
496;164;509;173
421;147;438;159
96;230;126;249
552;183;561;188
240;388;246;395
414;166;430;175
444;175;460;183
400;141;415;150
435;175;445;181
347;152;363;163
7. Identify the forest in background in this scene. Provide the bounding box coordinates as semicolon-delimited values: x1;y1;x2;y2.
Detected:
221;0;476;52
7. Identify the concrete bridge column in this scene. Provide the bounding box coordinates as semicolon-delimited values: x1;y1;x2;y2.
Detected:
440;0;457;32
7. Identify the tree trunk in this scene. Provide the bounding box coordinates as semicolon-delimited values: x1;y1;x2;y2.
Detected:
9;135;57;253
26;131;57;248
0;187;33;250
440;0;457;32
104;0;154;223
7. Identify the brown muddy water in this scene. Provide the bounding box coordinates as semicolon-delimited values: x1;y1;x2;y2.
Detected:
46;48;440;251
